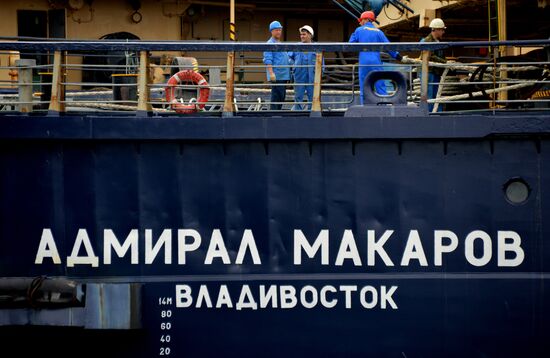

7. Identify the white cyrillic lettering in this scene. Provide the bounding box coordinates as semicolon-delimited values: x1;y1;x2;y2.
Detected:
195;285;213;308
235;229;261;265
400;230;428;266
175;284;192;308
367;230;394;266
35;228;61;264
177;229;201;265
320;285;337;308
360;286;378;309
205;229;230;265
145;229;172;264
216;285;233;308
67;229;99;267
339;285;357;309
104;229;139;264
300;286;318;309
465;230;492;267
259;285;278;308
236;285;258;310
335;230;362;266
293;229;329;265
498;231;525;267
434;230;459;266
381;286;398;309
280;285;297;309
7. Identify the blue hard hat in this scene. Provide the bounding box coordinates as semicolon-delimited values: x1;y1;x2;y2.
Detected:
269;21;283;32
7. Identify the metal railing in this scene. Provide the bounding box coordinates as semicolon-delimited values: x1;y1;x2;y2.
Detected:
0;39;548;116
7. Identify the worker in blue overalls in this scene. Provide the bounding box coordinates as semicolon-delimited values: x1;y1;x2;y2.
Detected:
349;11;401;104
288;25;317;110
263;20;291;110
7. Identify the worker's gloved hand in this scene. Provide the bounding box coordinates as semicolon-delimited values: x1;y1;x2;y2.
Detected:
269;73;276;82
396;54;403;61
401;55;410;62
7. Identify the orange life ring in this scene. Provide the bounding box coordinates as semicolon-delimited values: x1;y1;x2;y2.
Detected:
165;70;210;114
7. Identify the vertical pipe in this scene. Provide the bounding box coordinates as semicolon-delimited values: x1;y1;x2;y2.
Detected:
223;0;236;115
420;50;430;110
310;52;323;116
138;51;152;114
230;0;235;40
497;0;508;104
488;0;494;40
48;52;65;113
17;58;35;113
497;0;507;49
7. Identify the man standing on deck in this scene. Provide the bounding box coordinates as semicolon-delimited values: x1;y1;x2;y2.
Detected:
349;11;402;105
420;18;447;112
288;25;319;111
263;20;291;110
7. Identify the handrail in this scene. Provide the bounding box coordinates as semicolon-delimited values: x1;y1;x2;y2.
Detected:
2;39;549;115
0;39;549;52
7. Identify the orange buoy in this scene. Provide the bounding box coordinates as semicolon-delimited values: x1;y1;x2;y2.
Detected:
165;70;210;114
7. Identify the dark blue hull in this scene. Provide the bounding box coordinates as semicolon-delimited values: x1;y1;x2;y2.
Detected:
1;113;549;357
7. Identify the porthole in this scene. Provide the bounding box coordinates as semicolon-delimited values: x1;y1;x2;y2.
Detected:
503;178;530;205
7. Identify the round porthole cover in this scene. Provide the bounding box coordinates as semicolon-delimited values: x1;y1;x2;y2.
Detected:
504;178;530;205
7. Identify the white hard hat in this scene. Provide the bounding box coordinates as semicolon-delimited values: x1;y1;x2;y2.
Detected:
299;25;314;37
429;18;446;29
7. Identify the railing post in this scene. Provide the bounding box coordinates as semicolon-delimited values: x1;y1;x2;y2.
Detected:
223;52;236;116
16;59;35;113
48;51;65;114
491;44;498;108
420;50;430;112
138;51;152;115
310;51;323;117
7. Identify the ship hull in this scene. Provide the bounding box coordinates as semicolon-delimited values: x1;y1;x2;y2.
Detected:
1;113;549;357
